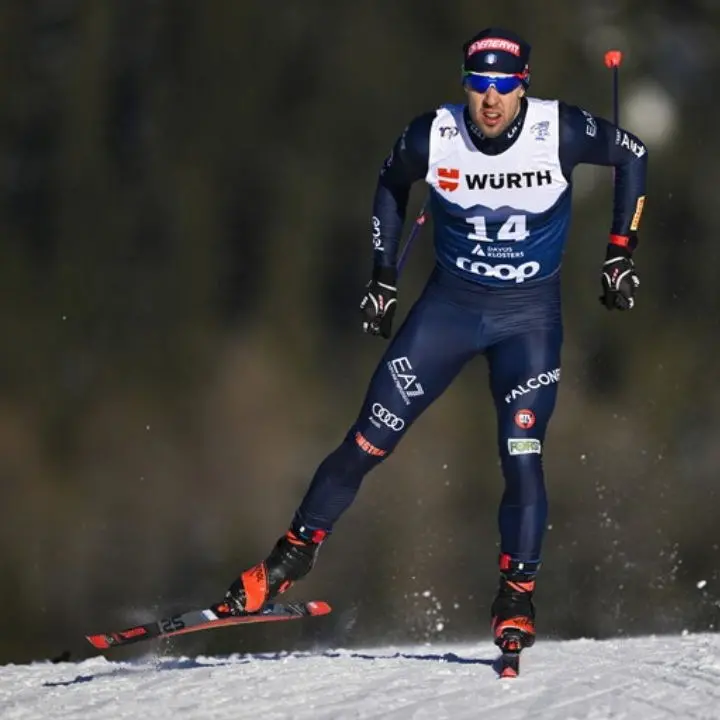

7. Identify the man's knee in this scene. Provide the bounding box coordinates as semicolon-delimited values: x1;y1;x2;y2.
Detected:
346;422;399;467
500;425;547;481
499;388;557;445
351;400;410;458
324;426;397;478
499;446;548;515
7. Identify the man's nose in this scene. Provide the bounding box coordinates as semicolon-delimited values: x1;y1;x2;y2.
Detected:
483;86;501;104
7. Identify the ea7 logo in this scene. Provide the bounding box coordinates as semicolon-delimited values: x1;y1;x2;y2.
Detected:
582;109;597;137
437;167;460;191
387;356;424;405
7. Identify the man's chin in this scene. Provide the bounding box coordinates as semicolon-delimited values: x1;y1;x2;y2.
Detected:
478;123;507;138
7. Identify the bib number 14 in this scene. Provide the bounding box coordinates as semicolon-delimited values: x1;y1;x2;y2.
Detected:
467;214;529;242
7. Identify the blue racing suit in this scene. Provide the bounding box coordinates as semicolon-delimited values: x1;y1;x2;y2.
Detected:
292;96;647;566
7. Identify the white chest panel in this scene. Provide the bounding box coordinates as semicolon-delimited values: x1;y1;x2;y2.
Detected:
425;99;567;213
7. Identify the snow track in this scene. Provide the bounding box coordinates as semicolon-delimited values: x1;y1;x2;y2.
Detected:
2;633;720;719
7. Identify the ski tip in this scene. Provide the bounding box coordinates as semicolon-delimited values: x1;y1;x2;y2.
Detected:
306;600;332;616
86;634;111;650
499;665;518;679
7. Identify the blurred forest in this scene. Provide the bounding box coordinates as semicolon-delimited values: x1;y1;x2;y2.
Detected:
1;1;720;664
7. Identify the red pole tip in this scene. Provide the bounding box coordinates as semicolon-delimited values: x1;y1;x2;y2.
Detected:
604;50;623;68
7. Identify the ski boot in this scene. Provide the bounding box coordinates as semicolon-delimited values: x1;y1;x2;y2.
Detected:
225;524;327;614
491;554;539;677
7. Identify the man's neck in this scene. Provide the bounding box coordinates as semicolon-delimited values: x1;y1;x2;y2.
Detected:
463;97;528;155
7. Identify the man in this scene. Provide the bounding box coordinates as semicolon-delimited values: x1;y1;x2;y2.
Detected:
225;28;648;653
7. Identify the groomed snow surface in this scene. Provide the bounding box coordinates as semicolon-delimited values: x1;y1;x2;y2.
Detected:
3;633;720;719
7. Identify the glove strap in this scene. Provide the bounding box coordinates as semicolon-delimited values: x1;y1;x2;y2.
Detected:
606;233;638;261
609;234;631;248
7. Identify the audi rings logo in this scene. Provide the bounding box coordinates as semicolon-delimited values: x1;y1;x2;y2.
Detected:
371;403;405;431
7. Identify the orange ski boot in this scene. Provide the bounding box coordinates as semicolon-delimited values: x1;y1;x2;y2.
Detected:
225;525;327;614
491;554;538;651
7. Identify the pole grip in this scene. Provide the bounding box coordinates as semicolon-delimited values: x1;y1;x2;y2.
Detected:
604;50;623;125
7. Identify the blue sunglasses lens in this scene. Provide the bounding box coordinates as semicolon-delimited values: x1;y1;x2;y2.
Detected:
464;74;523;94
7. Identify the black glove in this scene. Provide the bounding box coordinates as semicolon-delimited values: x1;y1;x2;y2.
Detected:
360;266;397;339
599;241;640;311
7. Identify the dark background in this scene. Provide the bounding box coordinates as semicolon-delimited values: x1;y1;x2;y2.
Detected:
1;1;719;664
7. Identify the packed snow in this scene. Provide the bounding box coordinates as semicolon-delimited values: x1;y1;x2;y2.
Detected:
3;633;720;719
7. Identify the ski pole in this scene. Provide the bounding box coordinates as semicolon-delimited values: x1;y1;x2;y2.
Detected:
397;199;429;274
604;49;623;125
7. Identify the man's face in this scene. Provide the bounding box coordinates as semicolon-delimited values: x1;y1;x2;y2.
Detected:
464;72;525;138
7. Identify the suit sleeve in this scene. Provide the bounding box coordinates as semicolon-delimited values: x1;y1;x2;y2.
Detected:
371;112;434;270
558;102;648;250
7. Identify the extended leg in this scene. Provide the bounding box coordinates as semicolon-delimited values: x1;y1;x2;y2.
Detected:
226;292;480;612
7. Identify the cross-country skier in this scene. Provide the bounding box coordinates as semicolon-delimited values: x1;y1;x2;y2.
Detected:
225;27;648;653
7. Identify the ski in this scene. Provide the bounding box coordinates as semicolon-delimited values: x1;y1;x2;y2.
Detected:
86;599;331;650
495;630;528;678
497;648;521;678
